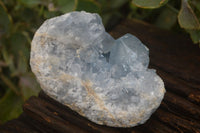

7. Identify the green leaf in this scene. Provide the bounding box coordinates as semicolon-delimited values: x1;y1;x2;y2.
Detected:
0;89;23;123
19;74;41;100
189;0;200;12
101;12;122;30
188;30;200;44
196;2;200;12
19;0;42;7
0;1;12;35
57;0;76;13
0;73;20;96
2;47;16;73
109;0;129;9
101;13;113;26
178;0;200;30
76;0;99;13
43;10;60;19
155;7;177;29
132;0;168;9
9;32;29;58
17;52;28;74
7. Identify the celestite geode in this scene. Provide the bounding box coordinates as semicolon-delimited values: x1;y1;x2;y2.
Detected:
30;11;165;127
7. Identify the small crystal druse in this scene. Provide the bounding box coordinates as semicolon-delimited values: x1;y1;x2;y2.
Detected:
30;11;165;127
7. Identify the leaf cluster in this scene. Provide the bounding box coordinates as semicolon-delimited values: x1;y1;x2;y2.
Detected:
131;0;200;44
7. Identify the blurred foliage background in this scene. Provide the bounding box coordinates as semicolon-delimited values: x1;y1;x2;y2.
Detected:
0;0;199;124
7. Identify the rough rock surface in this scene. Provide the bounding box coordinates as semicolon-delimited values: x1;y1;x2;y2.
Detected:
30;11;165;127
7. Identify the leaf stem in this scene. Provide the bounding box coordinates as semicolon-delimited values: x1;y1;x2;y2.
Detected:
166;4;179;14
73;0;78;11
0;73;21;96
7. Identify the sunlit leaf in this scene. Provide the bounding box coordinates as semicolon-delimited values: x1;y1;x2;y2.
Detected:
155;7;177;29
132;0;168;9
57;0;76;13
76;0;99;13
0;89;23;123
178;0;200;30
0;1;12;35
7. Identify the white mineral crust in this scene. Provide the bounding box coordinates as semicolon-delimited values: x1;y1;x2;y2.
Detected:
30;11;165;127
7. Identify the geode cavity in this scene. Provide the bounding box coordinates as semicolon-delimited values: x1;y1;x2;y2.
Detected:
30;11;165;127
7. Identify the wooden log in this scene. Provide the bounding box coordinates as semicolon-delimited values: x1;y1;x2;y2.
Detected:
163;92;200;121
156;69;200;105
1;19;200;133
24;94;121;133
0;113;39;133
144;118;179;133
23;98;89;133
155;109;200;133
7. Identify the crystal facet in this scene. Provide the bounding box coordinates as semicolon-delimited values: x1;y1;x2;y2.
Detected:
30;11;165;127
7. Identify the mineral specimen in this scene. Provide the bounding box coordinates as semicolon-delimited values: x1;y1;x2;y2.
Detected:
30;11;165;127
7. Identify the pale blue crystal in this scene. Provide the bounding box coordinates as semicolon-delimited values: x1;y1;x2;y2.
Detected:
30;11;165;127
